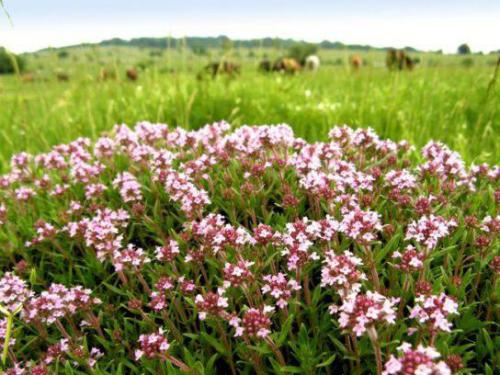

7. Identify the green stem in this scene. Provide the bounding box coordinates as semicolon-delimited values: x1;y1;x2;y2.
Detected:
1;314;13;367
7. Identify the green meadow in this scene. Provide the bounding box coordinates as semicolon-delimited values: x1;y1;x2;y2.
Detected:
0;47;498;168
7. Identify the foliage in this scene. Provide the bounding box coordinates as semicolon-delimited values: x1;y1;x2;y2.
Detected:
65;35;412;52
0;47;24;74
0;123;498;374
457;44;471;55
287;43;318;65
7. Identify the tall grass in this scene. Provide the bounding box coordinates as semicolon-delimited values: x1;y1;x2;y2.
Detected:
0;48;498;170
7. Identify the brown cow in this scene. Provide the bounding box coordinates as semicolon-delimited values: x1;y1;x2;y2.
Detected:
386;49;417;71
21;73;35;83
259;59;273;72
349;54;363;70
126;68;138;81
273;58;301;74
203;61;241;78
100;68;117;81
56;72;69;82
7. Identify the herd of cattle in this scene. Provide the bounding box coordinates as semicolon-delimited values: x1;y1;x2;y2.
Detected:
201;48;418;77
21;48;418;82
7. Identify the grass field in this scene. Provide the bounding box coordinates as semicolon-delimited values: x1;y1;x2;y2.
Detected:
0;47;498;170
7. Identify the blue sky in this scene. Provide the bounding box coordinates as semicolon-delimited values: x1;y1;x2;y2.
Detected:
0;0;498;53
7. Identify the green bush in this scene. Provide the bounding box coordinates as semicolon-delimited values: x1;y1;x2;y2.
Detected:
287;42;318;65
0;47;25;74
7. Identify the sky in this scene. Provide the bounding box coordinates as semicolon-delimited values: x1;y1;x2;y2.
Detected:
0;0;499;53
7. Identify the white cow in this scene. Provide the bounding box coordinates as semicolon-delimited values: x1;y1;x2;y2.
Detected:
305;55;320;71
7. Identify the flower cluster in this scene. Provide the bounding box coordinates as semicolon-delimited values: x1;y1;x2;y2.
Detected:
409;293;458;333
321;250;366;296
22;284;101;325
405;215;457;251
135;329;170;360
0;272;33;312
0;122;496;373
383;343;451;375
235;306;274;339
339;208;382;244
195;289;229;320
155;239;180;262
223;260;254;287
332;291;399;336
113;172;143;202
261;273;301;308
392;245;425;272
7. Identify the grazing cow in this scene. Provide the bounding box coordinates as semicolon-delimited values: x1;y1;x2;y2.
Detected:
386;48;398;70
273;58;301;74
21;73;35;83
386;49;417;71
56;72;69;82
126;68;138;81
349;54;363;70
305;55;320;71
259;59;273;72
202;61;241;78
100;68;116;81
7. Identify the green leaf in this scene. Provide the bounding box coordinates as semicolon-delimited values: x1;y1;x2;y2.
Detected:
317;353;336;368
279;365;303;373
200;332;229;355
276;313;294;347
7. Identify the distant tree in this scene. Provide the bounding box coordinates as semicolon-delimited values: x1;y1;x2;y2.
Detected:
58;50;69;59
221;36;233;52
457;43;471;55
191;44;207;56
0;47;25;74
287;43;318;65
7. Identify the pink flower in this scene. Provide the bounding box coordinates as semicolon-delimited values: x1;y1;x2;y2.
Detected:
15;187;36;202
0;272;33;313
385;169;417;191
321;250;366;297
135;328;170;360
383;342;451;375
112;244;151;271
84;183;107;200
148;277;174;311
113;172;143;203
253;224;275;245
409;293;458;333
155;239;180;262
223;260;254;287
22;284;100;325
332;291;399;336
0;318;16;347
238;306;274;339
339;208;382;244
161;170;210;218
189;214;255;256
94;136;116;159
406;215;457;250
392;245;425;272
0;203;6;225
480;215;500;234
195;289;229;320
261;273;301;309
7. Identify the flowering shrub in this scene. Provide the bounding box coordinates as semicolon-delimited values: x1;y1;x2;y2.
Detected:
0;122;497;374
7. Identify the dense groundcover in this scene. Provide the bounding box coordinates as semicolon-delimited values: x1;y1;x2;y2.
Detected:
0;122;498;374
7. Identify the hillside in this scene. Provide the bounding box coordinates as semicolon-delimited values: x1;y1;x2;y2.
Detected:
38;35;420;53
